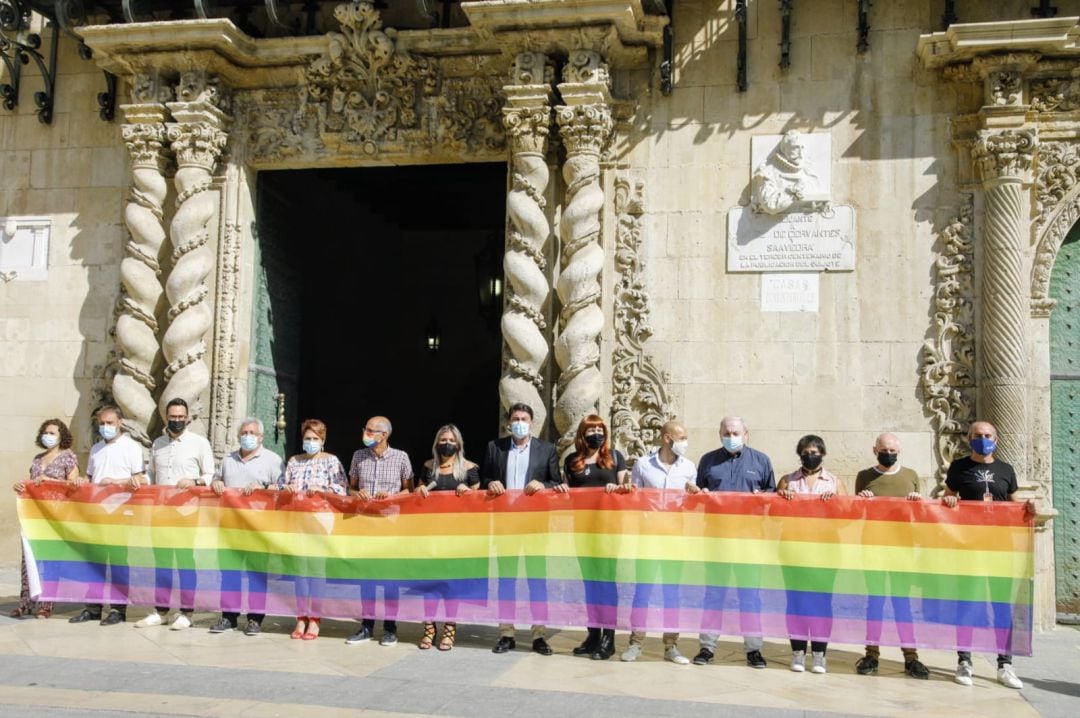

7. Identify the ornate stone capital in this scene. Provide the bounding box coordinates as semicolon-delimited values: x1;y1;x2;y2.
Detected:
504;105;552;155
556;103;613;157
972;129;1036;185
503;52;555;156
121;123;168;171
166;121;229;172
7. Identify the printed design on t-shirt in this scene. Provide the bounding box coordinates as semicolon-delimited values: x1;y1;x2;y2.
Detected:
975;469;995;496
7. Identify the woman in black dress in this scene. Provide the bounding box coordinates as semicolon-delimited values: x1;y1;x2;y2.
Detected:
564;414;629;660
414;424;479;650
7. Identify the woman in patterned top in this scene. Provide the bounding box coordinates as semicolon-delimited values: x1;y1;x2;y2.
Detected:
777;434;846;675
11;418;80;618
413;424;479;651
280;418;347;640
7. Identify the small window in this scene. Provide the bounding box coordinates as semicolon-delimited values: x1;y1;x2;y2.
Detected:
0;217;51;282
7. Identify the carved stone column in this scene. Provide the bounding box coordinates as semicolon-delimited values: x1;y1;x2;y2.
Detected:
972;128;1036;479
112;74;173;446
553;51;613;454
162;72;230;426
500;53;555;434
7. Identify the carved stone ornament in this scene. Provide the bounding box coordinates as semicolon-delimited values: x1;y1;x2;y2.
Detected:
988;69;1022;106
611;175;673;460
920;196;976;492
510;51;555;86
243;89;323;164
305;1;436;148
972;129;1036;184
434;76;506;155
562;48;611;86
1033;140;1080;312
1031;77;1080;113
129;73;175;105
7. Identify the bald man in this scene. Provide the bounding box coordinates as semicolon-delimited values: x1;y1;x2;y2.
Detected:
943;421;1033;690
853;433;929;679
621;420;699;665
345;415;414;647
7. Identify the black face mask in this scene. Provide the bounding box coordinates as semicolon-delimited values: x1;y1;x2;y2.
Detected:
437;442;458;457
800;453;823;471
584;434;605;449
167;420;186;435
877;452;898;468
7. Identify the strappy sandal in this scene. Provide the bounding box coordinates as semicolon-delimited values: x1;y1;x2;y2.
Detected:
438;623;457;651
302;617;320;640
419;621;436;649
35;606;51;619
9;607;27;618
291;616;308;639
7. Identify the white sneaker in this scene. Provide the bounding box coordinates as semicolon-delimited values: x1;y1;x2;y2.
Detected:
621;643;642;662
955;660;974;686
169;613;192;631
134;612;163;628
811;651;827;674
791;650;806;672
997;664;1023;689
664;646;690;665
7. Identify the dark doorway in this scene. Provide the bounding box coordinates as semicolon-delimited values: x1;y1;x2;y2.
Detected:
250;163;507;472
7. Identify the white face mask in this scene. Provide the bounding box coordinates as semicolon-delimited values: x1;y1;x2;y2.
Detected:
40;434;59;449
671;440;688;457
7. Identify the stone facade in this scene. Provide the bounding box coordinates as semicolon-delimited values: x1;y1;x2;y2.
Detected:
3;0;1079;629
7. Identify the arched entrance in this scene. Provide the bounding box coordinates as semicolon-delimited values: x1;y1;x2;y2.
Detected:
1052;224;1080;621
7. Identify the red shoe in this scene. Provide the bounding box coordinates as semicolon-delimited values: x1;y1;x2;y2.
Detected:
290;616;308;639
302;617;320;641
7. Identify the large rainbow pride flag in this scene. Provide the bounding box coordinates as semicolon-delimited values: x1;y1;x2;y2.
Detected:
17;483;1033;654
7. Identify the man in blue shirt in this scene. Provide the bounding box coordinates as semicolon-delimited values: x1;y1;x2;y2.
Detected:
686;416;775;668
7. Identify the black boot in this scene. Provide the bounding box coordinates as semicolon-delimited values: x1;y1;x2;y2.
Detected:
591;629;615;660
574;627;601;655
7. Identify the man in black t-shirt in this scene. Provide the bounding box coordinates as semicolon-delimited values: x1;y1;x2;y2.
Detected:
942;420;1033;690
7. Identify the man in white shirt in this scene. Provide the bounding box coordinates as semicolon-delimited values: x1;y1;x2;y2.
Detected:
69;405;146;626
621;420;698;665
136;398;214;631
209;417;283;636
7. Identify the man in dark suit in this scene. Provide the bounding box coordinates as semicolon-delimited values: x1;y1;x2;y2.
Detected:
481;402;566;656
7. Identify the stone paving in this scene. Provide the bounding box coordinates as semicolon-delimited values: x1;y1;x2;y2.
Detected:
0;570;1076;717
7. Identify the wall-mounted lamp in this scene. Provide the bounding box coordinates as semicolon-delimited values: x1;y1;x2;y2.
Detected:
475;231;504;331
425;317;441;353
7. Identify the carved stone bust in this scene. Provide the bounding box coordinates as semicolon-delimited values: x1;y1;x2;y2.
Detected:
750;130;827;214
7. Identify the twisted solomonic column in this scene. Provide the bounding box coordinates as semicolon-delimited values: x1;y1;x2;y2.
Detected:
553;51;613;454
500;52;555;433
161;73;230;427
972;128;1036;479
112;79;173;446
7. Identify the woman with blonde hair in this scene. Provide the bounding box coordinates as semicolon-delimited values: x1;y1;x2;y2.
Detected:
413;424;479;650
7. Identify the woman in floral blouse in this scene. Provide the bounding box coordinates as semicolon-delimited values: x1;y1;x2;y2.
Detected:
11;418;80;618
279;418;347;640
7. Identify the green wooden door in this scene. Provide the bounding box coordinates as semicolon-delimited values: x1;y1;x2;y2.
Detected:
1052;226;1080;620
247;179;303;459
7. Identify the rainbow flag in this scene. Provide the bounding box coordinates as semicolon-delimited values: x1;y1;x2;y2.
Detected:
17;484;1033;654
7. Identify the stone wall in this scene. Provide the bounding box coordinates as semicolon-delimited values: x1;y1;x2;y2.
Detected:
0;31;127;560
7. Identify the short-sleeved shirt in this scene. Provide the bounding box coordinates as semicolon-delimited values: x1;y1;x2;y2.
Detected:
945;456;1018;501
150;430;215;485
87;434;145;483
281;454;347;494
29;450;79;481
780;468;840;495
420;464;480;492
696;446;776;493
631;450;698;490
348;446;414;494
855;466;921;497
564;449;627;488
217;447;284;488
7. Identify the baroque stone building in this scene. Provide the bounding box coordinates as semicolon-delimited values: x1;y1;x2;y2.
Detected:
2;0;1079;630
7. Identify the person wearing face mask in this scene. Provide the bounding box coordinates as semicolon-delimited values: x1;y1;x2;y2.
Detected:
942;421;1034;690
413;424;479;651
853;433;929;680
139;398;215;631
480;402;565;656
621;420;698;665
69;405;146;627
12;418;80;619
777;434;846;674
562;415;629;661
345;415;413;647
208;418;284;636
687;416;775;669
280;418;347;641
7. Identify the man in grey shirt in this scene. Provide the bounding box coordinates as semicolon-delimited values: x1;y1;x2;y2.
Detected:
209;418;283;636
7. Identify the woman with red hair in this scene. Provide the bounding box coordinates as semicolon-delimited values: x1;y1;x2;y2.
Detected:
563;414;629;660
